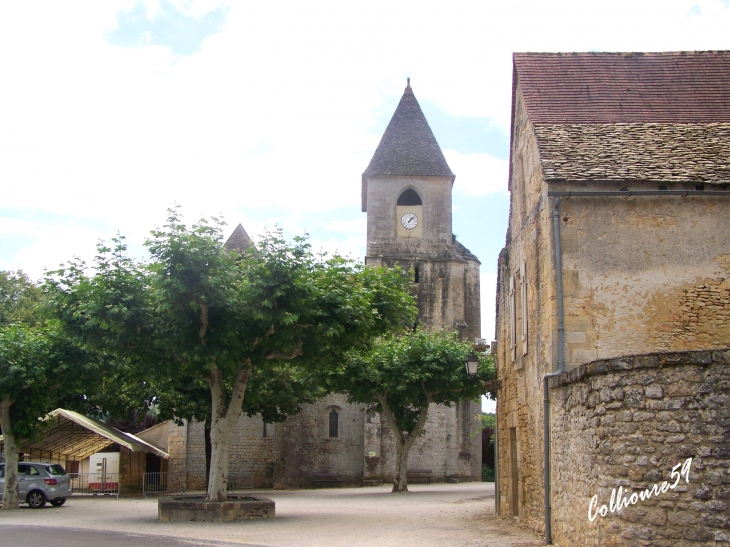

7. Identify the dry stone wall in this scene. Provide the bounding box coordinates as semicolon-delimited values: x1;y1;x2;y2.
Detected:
549;349;730;547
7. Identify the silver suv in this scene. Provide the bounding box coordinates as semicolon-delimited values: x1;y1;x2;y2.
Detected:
0;462;72;508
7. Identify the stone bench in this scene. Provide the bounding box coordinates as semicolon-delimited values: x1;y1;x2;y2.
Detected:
312;473;342;487
406;469;433;483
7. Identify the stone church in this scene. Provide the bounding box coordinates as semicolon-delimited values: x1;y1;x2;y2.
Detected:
495;51;730;546
152;81;483;489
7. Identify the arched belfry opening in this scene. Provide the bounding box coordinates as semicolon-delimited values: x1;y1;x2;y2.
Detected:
397;188;422;206
395;188;424;239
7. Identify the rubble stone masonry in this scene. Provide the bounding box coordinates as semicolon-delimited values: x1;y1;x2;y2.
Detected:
549;349;730;547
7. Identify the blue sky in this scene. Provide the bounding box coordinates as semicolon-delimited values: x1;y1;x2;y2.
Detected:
1;1;729;412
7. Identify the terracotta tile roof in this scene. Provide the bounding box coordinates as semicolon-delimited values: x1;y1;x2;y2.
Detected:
535;123;730;183
363;83;453;178
514;51;730;124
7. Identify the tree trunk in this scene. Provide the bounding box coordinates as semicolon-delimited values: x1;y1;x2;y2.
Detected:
0;399;20;510
205;362;250;502
379;396;431;493
204;422;212;488
392;435;409;492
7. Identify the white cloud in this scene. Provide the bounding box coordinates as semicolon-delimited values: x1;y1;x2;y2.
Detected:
309;236;366;263
0;218;105;282
445;150;509;196
1;0;729;278
480;272;498;342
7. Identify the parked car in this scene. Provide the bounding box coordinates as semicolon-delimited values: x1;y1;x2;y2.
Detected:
0;462;72;508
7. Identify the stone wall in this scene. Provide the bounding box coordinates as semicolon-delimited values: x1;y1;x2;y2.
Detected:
495;83;555;530
549;349;730;547
379;400;482;483
274;394;367;489
169;415;280;491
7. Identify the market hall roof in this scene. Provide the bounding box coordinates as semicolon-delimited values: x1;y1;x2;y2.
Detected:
512;51;730;184
0;408;169;461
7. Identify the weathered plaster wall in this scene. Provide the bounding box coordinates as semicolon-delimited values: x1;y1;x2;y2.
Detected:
556;187;730;367
549;349;730;547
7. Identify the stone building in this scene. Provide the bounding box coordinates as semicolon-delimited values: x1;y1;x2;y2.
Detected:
156;81;482;490
495;51;730;546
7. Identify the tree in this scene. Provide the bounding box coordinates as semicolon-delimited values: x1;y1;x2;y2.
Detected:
325;330;494;492
48;210;416;502
0;271;42;326
0;273;94;510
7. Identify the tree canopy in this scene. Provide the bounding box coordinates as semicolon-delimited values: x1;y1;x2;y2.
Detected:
48;210;416;501
325;329;494;492
0;273;97;509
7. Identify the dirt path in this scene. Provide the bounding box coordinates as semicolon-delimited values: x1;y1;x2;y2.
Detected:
0;482;544;547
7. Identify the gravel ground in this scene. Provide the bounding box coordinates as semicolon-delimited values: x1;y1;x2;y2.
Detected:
0;482;544;547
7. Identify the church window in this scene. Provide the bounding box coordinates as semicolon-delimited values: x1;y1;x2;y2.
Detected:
414;265;420;283
397;188;422;206
329;409;339;438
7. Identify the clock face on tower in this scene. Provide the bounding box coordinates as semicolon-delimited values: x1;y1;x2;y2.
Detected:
401;213;418;230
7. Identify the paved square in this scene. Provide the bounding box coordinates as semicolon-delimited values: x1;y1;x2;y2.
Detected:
0;482;543;547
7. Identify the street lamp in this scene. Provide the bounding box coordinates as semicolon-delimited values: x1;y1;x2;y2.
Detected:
465;353;479;377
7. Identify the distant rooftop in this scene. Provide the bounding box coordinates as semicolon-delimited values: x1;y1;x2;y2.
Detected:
224;224;252;253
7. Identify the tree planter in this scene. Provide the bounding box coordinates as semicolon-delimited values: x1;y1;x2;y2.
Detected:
158;495;275;522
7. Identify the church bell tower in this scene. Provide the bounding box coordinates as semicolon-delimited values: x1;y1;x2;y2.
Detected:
362;80;481;339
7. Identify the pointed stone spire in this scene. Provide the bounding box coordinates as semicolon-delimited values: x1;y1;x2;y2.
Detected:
363;81;453;179
224;224;252;254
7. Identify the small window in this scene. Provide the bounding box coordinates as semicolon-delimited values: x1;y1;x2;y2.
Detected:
397;189;422;206
414;265;420;284
329;409;339;438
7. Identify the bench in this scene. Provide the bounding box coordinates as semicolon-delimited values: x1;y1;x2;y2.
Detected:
312;473;342;487
406;469;432;484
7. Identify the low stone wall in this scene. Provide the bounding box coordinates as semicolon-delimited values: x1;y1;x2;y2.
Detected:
158;495;274;522
549;349;730;547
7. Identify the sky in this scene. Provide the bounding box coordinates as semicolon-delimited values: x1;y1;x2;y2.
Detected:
1;1;729;412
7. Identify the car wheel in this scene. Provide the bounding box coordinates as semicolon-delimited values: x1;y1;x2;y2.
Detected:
50;498;66;507
27;490;47;509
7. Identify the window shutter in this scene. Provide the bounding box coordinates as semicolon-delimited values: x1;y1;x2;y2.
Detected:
509;276;516;361
520;261;528;355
